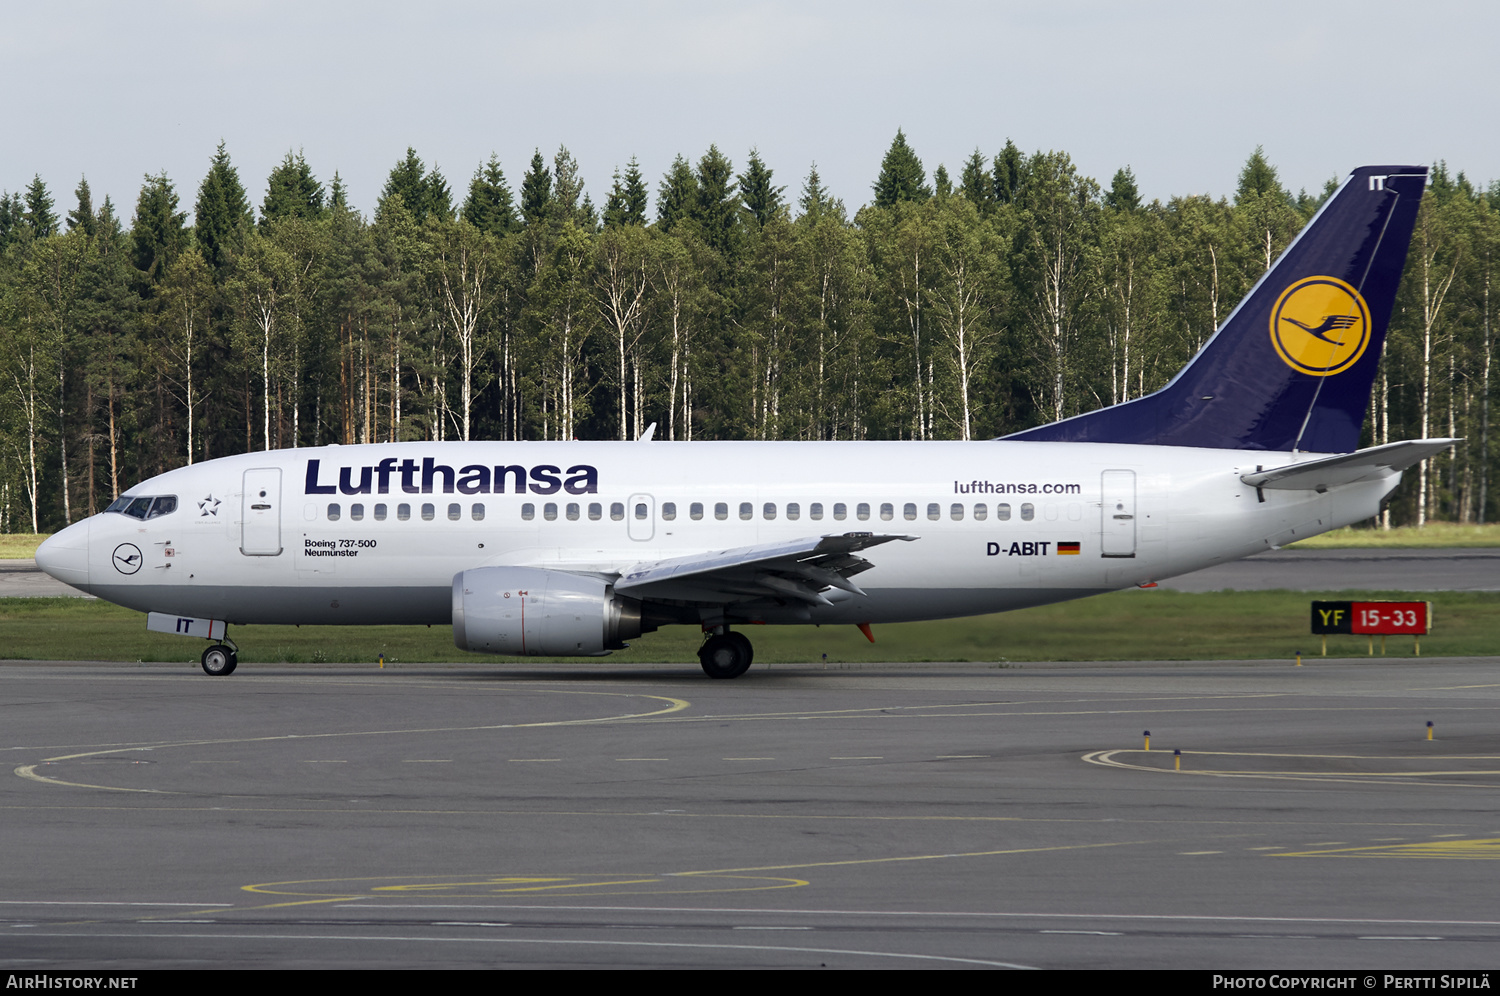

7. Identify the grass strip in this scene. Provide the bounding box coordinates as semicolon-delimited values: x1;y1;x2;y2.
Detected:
3;589;1495;666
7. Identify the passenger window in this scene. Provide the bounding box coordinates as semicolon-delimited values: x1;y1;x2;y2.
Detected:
763;503;776;520
545;503;559;521
927;503;940;520
661;502;676;521
810;503;823;520
1020;503;1035;521
879;503;893;521
786;502;800;520
447;503;461;521
374;504;388;521
398;503;412;521
350;503;364;521
634;502;647;520
327;503;341;521
903;503;917;520
951;503;964;520
610;502;625;521
566;503;580;520
472;504;485;521
997;503;1011;521
833;503;847;520
421;503;435;521
1044;503;1058;521
972;503;987;521
521;503;535;520
690;502;704;520
715;502;729;520
588;502;602;520
856;503;870;521
739;502;753;520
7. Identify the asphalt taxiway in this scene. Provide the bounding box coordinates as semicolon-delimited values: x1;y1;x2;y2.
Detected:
3;657;1500;969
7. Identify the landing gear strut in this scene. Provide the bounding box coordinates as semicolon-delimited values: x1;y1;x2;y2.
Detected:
699;630;753;679
201;640;239;676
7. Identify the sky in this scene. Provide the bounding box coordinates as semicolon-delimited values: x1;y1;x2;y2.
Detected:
3;0;1496;222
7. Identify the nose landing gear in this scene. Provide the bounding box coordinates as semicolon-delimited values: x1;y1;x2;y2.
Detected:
698;629;753;679
201;640;239;676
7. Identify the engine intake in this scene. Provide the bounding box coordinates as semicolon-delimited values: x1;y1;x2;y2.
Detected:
452;567;643;656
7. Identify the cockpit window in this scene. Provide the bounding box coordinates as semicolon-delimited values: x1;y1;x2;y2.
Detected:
106;495;177;520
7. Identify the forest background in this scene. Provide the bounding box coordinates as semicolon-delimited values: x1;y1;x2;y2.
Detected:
1;134;1495;536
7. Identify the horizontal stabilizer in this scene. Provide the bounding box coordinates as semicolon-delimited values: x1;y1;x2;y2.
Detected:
616;532;916;606
1240;439;1459;492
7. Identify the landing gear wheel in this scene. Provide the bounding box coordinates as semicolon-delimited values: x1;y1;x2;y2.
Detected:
699;633;752;679
726;631;753;667
201;644;237;676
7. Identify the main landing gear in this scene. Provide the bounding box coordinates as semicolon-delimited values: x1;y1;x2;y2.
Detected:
698;629;753;679
201;639;239;676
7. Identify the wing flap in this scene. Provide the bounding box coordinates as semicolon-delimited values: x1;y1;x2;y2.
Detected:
1240;439;1459;492
615;532;916;606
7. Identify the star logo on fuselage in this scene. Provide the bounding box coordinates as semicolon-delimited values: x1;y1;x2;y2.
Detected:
198;495;221;517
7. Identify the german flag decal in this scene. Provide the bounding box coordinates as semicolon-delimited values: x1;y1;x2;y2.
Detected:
1058;541;1081;555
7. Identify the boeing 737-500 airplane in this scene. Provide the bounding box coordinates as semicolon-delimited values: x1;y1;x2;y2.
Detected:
35;165;1452;678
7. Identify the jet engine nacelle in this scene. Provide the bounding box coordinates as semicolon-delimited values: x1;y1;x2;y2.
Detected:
451;567;643;656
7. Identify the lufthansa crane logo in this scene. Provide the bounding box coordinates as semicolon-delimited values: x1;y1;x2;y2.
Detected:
112;543;143;575
1269;276;1371;377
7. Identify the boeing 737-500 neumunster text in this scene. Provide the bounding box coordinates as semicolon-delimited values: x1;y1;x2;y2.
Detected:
36;165;1452;678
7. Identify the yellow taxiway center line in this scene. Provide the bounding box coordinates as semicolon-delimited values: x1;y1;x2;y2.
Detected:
675;839;1143;878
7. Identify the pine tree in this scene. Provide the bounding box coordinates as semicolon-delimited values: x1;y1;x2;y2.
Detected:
261;151;325;223
329;171;349;211
462;154;518;235
603;168;631;229
797;163;834;221
959;150;993;209
131;172;188;291
1234;146;1301;272
873;130;930;208
933;164;952;200
693;144;738;256
551;146;588;227
1235;145;1285;204
194;142;253;280
621;158;648;225
67;177;96;237
993;139;1023;205
1105;166;1141;212
737;148;785;228
656;155;697;232
426;164;454;222
520;150;552;228
24;175;57;238
382;148;429;221
0;191;23;249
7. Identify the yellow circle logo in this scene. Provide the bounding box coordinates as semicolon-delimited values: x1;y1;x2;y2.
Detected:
1269;276;1371;377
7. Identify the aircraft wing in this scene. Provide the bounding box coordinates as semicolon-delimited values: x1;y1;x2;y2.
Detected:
1240;439;1459;492
614;532;917;606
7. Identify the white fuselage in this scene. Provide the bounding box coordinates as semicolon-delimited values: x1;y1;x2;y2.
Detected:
38;439;1396;632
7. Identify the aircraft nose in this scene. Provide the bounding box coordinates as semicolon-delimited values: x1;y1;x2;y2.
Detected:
35;519;90;591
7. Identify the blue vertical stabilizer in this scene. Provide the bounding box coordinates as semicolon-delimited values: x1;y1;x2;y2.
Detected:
1004;165;1427;453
